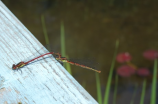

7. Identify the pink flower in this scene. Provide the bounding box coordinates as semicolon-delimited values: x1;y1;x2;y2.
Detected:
117;65;135;77
143;50;158;60
136;68;150;77
116;52;131;63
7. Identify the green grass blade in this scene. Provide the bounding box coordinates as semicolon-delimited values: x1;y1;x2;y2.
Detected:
139;79;146;104
150;59;157;104
60;21;72;74
113;74;118;104
130;83;138;104
65;55;72;74
103;40;119;104
60;21;66;57
41;15;50;46
96;73;102;104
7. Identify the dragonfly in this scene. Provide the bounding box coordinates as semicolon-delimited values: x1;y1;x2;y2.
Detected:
12;51;101;73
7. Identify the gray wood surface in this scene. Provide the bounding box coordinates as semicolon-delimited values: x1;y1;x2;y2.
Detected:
0;1;98;104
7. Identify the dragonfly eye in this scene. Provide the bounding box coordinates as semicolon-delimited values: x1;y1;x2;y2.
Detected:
12;64;17;70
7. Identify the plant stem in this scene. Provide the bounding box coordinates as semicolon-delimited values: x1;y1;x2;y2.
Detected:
60;21;66;57
103;40;119;104
150;59;157;104
41;15;50;47
96;73;102;104
140;79;146;104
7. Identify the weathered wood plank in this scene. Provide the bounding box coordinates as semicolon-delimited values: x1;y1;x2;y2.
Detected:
0;1;98;104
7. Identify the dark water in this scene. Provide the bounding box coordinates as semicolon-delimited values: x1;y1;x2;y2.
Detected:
3;0;158;103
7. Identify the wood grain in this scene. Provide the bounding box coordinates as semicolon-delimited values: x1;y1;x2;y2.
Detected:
0;1;98;104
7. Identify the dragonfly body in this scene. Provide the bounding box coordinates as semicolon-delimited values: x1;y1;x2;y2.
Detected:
12;52;101;73
12;61;26;70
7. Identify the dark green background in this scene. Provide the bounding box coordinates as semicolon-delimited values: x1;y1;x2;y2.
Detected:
3;0;158;103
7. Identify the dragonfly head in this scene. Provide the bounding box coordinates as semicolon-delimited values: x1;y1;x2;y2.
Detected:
12;64;17;70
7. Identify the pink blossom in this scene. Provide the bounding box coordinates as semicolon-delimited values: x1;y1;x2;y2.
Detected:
143;50;158;60
136;68;150;77
116;52;131;63
117;65;135;77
